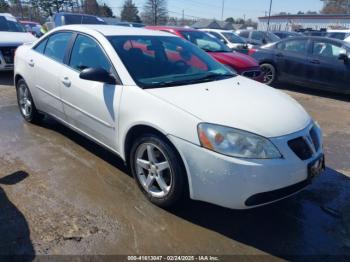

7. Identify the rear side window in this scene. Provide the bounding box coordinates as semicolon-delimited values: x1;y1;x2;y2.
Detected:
34;39;48;54
44;32;73;63
312;41;344;59
69;35;112;72
277;39;308;54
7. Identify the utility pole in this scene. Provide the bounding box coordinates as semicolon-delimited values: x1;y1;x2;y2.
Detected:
267;0;273;31
182;9;185;25
221;0;225;21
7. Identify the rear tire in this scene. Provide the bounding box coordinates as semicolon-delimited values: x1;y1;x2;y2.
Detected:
260;63;277;86
129;133;187;208
16;79;44;124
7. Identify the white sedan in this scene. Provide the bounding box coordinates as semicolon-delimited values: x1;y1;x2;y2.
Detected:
14;25;325;209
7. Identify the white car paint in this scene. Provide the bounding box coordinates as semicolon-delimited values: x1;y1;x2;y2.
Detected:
15;25;324;209
200;28;246;50
0;13;37;71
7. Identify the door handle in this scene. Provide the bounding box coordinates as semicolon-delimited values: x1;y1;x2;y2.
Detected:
310;59;320;64
276;53;284;58
28;59;35;67
61;77;71;87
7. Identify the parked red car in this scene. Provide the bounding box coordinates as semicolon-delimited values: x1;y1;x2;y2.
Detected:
20;20;41;37
146;26;263;82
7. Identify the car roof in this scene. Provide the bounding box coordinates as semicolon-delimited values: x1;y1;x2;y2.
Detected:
53;24;176;37
327;29;350;33
146;26;197;32
277;35;348;45
20;20;39;24
0;13;15;18
201;29;232;33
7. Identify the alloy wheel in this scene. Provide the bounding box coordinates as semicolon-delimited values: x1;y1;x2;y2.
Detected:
135;143;172;198
18;84;32;117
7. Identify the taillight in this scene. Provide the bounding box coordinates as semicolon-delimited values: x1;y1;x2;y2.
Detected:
248;48;257;56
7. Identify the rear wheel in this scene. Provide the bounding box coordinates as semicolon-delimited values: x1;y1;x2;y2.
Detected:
16;79;44;123
260;63;277;86
129;134;187;208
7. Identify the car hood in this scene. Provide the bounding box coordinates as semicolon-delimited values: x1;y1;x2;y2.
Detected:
209;51;259;71
146;76;311;138
0;32;36;46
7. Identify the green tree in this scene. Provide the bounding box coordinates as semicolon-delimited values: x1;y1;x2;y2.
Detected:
142;0;168;25
99;3;114;17
84;0;99;15
0;0;10;12
225;17;235;23
121;0;141;22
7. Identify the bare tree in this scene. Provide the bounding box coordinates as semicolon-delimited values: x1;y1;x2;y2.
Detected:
142;0;168;25
322;0;350;14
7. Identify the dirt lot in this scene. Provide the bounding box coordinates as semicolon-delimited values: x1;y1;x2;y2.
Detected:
0;71;350;260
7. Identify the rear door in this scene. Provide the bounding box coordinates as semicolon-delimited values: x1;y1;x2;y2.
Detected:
308;39;350;92
28;32;73;120
274;38;310;84
60;34;122;148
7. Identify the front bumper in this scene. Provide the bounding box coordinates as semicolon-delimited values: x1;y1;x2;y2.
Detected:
168;123;324;209
0;46;17;71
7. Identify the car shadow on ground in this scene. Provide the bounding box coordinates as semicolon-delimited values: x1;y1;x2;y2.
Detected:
40;116;350;259
274;82;350;103
169;167;350;259
0;171;35;259
0;72;14;86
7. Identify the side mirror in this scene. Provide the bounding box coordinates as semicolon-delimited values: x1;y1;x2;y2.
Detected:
79;68;117;85
262;38;268;44
338;53;349;64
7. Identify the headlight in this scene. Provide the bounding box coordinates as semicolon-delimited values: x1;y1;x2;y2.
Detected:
198;123;282;159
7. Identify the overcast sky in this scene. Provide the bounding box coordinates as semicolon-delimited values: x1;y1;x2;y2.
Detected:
104;0;324;20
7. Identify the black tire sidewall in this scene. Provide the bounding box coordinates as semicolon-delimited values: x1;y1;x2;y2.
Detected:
261;63;277;85
129;134;186;208
16;79;41;123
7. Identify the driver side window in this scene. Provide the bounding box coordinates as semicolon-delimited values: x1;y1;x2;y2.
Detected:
69;34;112;72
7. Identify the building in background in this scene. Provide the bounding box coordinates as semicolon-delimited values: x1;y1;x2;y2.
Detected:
258;14;350;31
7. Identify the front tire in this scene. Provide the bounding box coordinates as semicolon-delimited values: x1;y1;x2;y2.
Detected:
129;134;187;208
260;63;277;86
16;79;43;123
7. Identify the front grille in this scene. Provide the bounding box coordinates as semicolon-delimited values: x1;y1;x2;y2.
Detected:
288;137;313;160
242;70;261;78
0;47;17;64
310;127;320;152
245;180;309;206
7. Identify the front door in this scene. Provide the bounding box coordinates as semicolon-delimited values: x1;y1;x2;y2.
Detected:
60;34;122;149
274;38;310;85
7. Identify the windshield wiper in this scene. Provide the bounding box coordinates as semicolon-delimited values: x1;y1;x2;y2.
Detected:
143;73;235;89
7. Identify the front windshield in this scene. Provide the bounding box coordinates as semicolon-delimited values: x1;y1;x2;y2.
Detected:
0;16;26;32
108;36;235;88
180;31;232;52
222;32;246;44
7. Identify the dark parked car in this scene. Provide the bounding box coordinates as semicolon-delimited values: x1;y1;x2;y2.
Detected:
272;31;302;39
48;12;106;29
235;30;280;47
114;22;145;28
249;36;350;94
302;30;327;37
